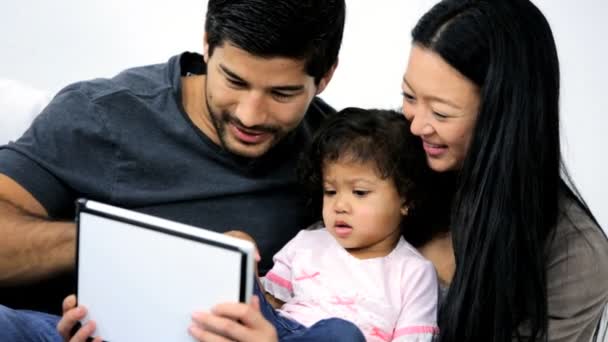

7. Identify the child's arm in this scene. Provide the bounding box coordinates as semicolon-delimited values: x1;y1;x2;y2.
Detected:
260;232;303;308
264;292;285;309
391;260;439;342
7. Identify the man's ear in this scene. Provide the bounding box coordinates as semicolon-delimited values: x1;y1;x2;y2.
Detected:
315;59;339;95
203;32;210;63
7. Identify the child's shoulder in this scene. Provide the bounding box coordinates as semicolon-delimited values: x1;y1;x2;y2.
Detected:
394;238;427;260
294;225;334;243
297;224;332;239
391;238;436;273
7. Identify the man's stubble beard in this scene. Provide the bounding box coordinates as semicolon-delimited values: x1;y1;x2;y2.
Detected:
203;81;286;158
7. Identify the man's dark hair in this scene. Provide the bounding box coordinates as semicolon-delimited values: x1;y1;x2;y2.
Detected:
205;0;346;84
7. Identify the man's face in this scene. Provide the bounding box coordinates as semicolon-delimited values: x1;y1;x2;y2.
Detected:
201;41;332;158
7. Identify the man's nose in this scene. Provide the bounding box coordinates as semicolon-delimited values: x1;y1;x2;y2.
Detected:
234;91;268;128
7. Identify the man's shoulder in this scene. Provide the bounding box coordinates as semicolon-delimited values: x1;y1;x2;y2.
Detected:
307;97;335;116
60;54;182;105
303;96;336;129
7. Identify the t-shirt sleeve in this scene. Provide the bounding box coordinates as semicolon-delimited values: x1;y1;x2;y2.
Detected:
260;231;306;302
393;259;440;342
0;83;116;218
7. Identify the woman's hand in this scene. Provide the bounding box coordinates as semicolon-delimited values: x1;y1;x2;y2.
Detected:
56;295;102;342
189;296;278;342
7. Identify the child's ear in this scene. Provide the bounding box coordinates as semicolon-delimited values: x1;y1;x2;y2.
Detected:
400;203;409;216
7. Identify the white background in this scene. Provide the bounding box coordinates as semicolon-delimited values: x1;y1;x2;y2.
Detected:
0;1;605;230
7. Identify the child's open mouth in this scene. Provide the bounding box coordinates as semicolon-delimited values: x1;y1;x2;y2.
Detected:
334;221;353;237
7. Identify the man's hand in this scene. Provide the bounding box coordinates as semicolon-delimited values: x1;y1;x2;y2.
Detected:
189;296;278;342
56;295;102;342
224;230;261;263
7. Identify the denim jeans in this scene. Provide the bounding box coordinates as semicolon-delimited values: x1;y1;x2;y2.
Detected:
0;305;62;342
254;281;366;341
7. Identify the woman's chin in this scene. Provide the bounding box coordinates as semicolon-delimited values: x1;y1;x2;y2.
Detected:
426;157;458;173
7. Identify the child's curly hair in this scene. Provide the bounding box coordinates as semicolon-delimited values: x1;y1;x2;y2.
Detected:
297;107;441;234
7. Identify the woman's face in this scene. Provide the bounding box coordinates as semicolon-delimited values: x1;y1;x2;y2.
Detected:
401;45;480;172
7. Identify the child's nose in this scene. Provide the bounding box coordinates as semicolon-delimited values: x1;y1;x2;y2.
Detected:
333;194;350;213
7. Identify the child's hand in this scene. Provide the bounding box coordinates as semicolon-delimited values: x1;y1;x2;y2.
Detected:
56;295;102;342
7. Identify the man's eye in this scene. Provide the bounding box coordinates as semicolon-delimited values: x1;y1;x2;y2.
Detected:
272;91;294;100
227;78;246;87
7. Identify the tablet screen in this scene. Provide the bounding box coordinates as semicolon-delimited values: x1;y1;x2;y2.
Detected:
76;200;253;341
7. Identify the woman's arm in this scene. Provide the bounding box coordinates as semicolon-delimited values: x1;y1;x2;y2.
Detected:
417;232;455;286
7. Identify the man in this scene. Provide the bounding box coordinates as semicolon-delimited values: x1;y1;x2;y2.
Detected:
0;0;346;340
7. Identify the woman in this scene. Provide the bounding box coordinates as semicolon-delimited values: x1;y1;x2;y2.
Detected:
60;0;608;341
401;0;608;341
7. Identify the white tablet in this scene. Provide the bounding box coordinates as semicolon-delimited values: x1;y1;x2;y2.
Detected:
76;199;255;341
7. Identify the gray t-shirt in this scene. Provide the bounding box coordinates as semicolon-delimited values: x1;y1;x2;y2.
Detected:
0;52;334;313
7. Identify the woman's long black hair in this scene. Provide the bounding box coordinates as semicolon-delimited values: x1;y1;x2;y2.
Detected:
411;0;603;341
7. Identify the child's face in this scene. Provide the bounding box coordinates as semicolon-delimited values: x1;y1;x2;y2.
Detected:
322;159;406;259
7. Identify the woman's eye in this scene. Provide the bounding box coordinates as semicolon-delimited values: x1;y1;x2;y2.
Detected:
402;91;415;102
433;111;448;119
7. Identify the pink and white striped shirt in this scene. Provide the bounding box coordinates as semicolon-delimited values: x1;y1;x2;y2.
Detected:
261;228;439;341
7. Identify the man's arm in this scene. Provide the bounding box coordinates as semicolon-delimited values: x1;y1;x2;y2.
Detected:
0;173;75;285
223;231;285;309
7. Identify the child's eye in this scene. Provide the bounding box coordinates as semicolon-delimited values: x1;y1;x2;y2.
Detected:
353;190;370;197
323;189;336;196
